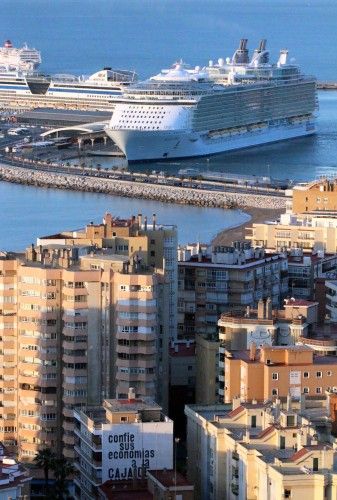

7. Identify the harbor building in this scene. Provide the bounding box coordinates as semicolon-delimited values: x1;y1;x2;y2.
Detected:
0;212;177;462
221;344;337;403
185;396;337;500
73;390;173;499
177;241;288;339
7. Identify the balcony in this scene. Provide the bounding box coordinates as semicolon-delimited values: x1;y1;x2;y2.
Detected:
116;372;156;383
116;358;156;369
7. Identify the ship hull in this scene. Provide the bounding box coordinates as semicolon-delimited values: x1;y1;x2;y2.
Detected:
106;119;316;163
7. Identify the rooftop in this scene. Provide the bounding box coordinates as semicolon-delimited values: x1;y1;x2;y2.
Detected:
147;469;193;489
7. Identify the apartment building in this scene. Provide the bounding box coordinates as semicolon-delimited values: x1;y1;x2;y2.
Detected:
177;242;288;338
185;396;337;500
222;344;337;403
98;471;194;500
195;333;220;405
247;178;337;252
218;298;318;350
73;390;173;499
288;249;337;299
0;212;177;462
168;341;195;437
0;444;31;499
292;178;337;214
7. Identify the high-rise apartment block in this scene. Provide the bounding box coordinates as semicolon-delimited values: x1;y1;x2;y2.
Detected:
177;242;288;338
0;212;177;462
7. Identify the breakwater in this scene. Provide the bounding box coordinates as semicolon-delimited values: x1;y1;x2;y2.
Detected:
0;164;286;209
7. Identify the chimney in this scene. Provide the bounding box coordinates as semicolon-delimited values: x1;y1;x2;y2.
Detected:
128;387;136;402
258;299;265;319
266;297;272;320
103;212;112;225
300;392;306;413
152;213;156;230
232;396;241;410
138;213;142;229
249;342;257;361
286;393;291;411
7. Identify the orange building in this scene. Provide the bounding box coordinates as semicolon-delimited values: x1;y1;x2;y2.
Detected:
223;345;337;403
292;178;337;214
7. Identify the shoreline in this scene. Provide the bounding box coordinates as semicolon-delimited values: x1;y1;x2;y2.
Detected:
212;207;283;246
0;163;286;210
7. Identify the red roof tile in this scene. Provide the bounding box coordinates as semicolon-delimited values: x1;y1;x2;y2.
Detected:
227;405;245;418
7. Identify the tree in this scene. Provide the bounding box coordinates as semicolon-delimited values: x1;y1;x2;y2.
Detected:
34;448;56;497
51;457;74;500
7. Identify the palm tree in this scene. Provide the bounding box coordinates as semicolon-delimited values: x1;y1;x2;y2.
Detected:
51;457;74;500
34;448;56;497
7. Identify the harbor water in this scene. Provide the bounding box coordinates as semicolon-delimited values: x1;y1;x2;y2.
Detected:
1;0;337;248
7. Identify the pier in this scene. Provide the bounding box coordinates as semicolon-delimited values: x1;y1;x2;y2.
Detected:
0;161;286;210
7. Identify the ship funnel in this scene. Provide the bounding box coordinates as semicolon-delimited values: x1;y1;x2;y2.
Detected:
251;39;269;65
277;49;288;67
232;38;249;65
258;39;267;52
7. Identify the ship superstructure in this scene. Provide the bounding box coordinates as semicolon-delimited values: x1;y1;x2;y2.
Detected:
0;68;137;111
0;40;41;72
105;39;317;162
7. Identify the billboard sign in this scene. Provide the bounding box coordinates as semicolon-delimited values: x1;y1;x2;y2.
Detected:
101;421;173;482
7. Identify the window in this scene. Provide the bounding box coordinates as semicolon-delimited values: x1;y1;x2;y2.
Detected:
303;372;309;378
284;490;291;499
313;457;319;472
280;436;286;450
272;373;279;380
316;371;322;378
120;416;128;423
251;416;256;428
327;371;332;377
272;388;278;396
303;387;309;394
316;387;322;394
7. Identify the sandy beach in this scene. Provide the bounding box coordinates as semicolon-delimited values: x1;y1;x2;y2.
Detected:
212;207;283;246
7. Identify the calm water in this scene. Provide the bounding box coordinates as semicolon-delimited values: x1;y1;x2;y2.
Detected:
1;0;337;248
0;181;249;251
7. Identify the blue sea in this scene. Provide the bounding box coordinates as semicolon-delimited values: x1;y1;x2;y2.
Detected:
0;0;337;249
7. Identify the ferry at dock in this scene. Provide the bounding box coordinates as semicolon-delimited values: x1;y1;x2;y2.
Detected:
0;68;137;112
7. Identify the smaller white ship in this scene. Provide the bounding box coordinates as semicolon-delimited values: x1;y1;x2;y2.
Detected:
0;39;41;72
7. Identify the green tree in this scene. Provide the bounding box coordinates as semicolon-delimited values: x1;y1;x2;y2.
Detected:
51;457;74;500
34;448;56;497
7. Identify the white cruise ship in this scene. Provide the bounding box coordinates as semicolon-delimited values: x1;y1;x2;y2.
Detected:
105;39;317;162
0;68;137;111
0;40;41;71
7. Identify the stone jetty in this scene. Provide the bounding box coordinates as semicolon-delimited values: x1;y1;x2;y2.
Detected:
0;164;286;209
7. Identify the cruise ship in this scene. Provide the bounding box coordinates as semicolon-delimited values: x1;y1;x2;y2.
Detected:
105;39;317;162
0;40;41;71
0;68;137;111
